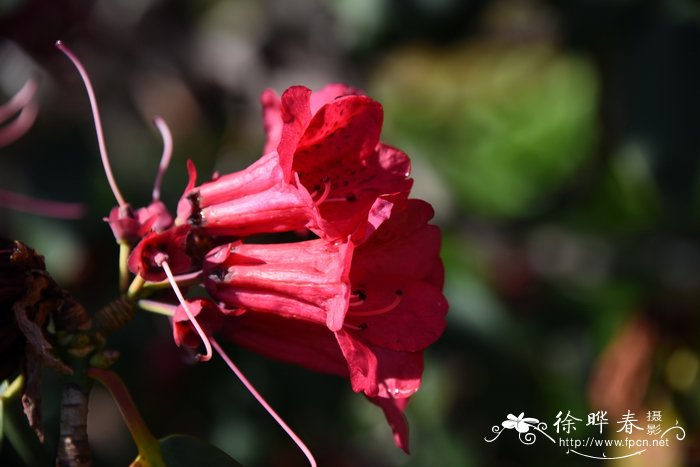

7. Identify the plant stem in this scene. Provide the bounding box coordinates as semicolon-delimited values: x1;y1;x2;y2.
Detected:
119;241;131;292
86;368;165;467
56;383;92;467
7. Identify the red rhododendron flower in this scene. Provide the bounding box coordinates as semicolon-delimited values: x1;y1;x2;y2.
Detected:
176;84;412;242
58;40;441;461
204;198;446;334
176;198;447;452
120;81;446;455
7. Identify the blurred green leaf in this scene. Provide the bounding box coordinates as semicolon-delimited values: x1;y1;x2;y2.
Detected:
373;42;598;218
562;142;660;235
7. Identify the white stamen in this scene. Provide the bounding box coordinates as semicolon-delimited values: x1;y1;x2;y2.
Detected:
151;116;173;201
211;338;317;467
55;40;127;208
157;256;212;361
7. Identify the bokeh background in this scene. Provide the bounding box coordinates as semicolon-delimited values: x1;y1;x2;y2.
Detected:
2;0;700;465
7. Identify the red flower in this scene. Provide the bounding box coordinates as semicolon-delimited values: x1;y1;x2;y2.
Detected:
176;84;412;242
123;82;446;455
175;155;313;237
105;201;173;244
128;225;208;282
175;199;447;452
269;85;414;242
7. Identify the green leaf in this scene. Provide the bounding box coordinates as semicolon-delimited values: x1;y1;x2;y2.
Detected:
159;435;243;467
372;42;598;218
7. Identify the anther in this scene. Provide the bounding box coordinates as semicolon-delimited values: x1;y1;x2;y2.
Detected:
343;322;368;331
349;289;367;303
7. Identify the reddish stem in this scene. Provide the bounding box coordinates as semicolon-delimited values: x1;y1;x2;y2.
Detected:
86;368;164;466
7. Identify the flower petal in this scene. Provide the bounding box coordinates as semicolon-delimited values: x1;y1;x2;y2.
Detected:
368;396;411;453
515;422;531;433
277;86;313;181
351;199;440;280
346;278;447;352
309;83;361;114
172;299;224;349
221;311;348;377
128;225;204;281
204;240;352;329
261;89;282;155
197;183;313;237
335;330;423;399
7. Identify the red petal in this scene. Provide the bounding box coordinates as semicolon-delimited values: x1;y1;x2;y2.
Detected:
196;152;284;208
368;396;411;453
104;205;142;243
198;183;312;237
136;200;173;234
205;240;352;329
221;311;349;377
335;330;424;399
266;86;412;241
426;258;445;289
346;278;447;352
292;96;382;195
175;160;199;222
172;299;224;349
277;86;313;181
352;199;441;281
308;83;361;114
128;225;201;281
261;88;282;155
350;196;395;244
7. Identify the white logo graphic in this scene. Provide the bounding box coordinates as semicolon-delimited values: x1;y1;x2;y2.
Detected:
485;410;686;460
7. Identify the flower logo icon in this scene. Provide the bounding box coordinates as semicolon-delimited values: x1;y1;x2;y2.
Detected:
502;413;540;433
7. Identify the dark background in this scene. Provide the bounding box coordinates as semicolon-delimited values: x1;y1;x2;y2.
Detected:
2;0;700;465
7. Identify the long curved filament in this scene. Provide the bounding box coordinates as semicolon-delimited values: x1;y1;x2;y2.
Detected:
151;117;173;201
157;256;212;361
211;338;317;467
55;40;127;208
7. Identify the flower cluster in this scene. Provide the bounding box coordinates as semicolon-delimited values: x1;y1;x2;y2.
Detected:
127;84;448;452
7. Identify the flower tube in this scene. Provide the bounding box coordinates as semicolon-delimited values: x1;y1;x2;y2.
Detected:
176;84;412;242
